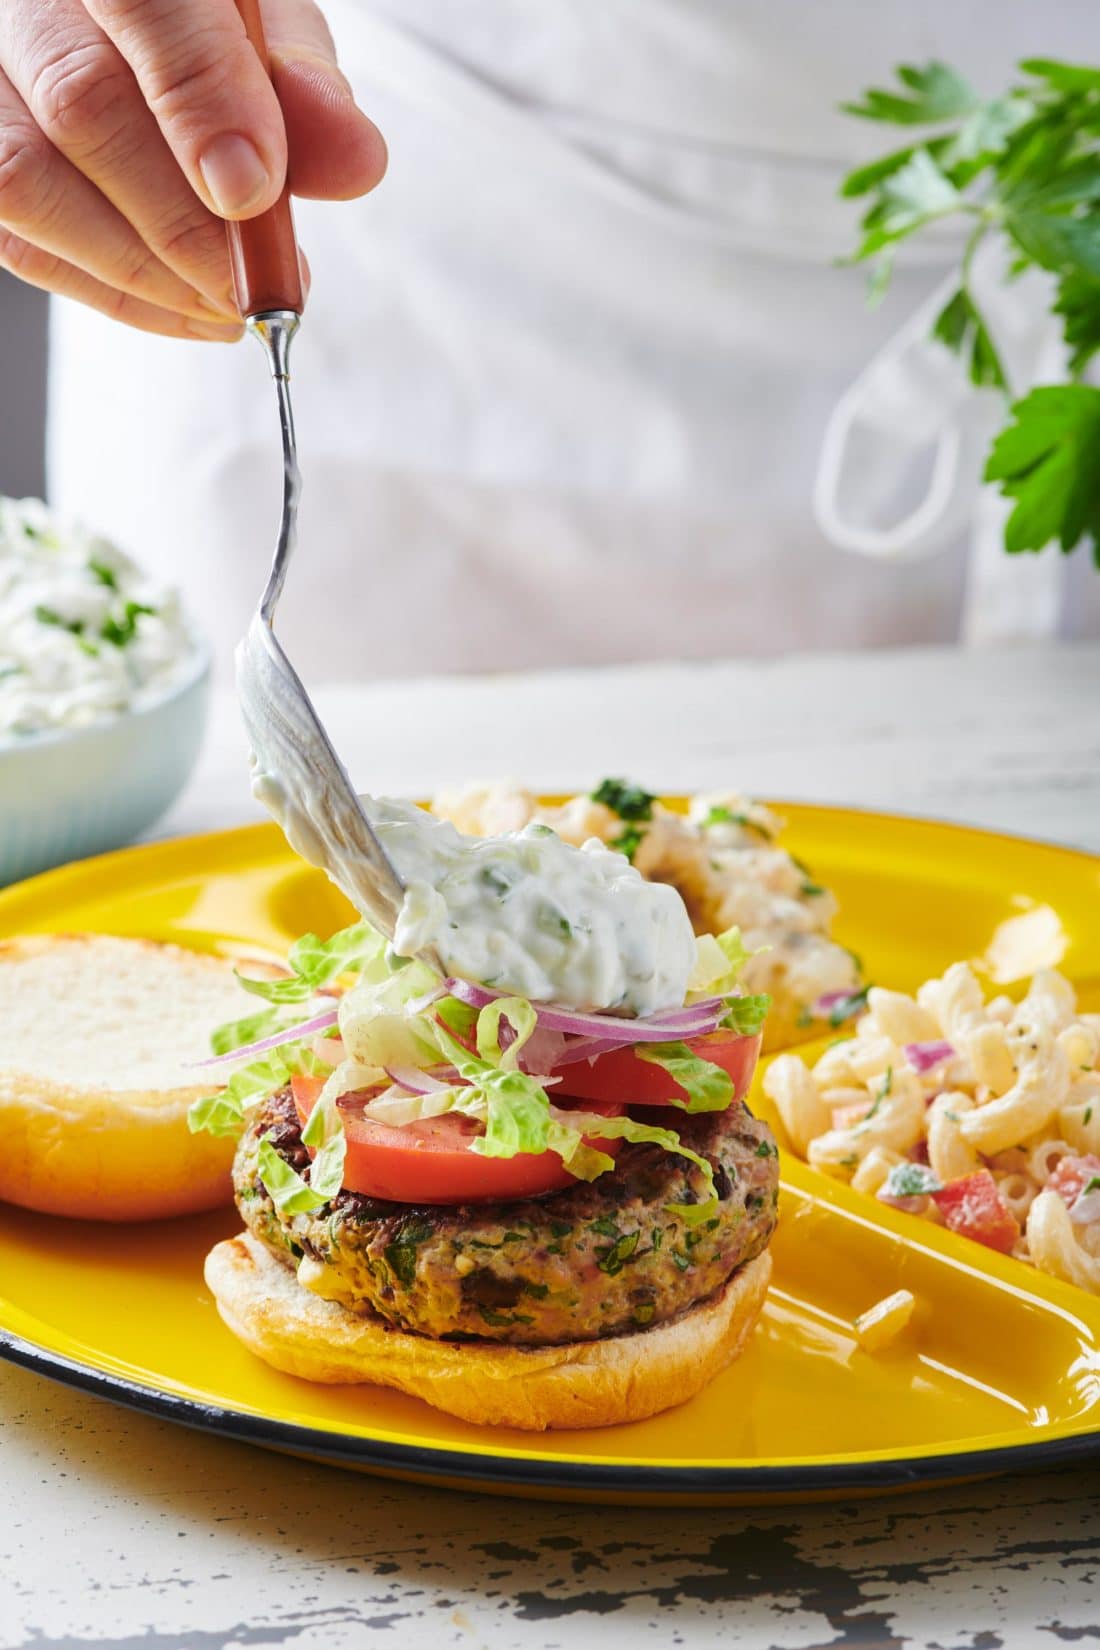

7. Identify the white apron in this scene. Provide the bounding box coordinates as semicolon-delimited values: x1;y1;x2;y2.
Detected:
47;0;1100;680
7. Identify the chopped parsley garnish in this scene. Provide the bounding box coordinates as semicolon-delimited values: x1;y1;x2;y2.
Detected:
801;881;827;898
1083;1175;1100;1196
826;986;871;1027
609;824;645;862
883;1161;942;1199
590;778;656;821
703;805;775;841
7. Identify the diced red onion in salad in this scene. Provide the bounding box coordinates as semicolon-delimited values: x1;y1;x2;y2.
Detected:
876;1189;930;1215
195;1006;340;1067
903;1040;956;1074
1070;1189;1100;1226
814;989;864;1015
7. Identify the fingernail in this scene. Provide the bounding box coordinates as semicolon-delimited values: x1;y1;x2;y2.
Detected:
199;133;271;216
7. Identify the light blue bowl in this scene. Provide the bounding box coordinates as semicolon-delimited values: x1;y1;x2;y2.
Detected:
0;645;211;886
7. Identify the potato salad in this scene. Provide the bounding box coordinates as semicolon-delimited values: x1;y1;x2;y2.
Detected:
432;780;860;1048
0;496;196;738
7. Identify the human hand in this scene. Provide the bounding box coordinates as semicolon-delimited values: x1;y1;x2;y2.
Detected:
0;0;386;340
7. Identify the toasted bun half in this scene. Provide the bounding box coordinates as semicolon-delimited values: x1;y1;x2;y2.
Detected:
204;1231;772;1430
0;933;260;1221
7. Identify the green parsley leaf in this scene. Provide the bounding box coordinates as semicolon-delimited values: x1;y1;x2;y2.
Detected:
842;62;978;127
983;385;1100;558
932;288;1008;391
1083;1174;1100;1195
1053;271;1100;376
840;55;1100;564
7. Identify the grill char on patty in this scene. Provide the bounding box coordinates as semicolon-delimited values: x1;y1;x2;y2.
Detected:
235;1089;779;1347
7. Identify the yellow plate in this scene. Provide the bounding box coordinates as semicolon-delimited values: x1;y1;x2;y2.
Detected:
1;805;1099;1505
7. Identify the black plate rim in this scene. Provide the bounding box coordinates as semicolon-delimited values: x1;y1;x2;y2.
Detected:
3;1326;1098;1499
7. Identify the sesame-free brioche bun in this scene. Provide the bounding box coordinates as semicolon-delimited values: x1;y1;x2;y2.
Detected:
204;1231;772;1430
0;933;261;1222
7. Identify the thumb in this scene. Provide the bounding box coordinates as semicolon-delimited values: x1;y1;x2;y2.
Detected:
84;0;288;218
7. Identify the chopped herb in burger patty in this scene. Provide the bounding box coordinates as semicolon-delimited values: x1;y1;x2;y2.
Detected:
235;1089;779;1347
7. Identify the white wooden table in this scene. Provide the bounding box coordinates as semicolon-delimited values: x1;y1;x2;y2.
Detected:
4;642;1100;1650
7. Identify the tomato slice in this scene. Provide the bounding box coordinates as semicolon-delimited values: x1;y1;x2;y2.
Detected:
550;1029;762;1108
1047;1153;1100;1207
931;1170;1020;1254
289;1075;623;1204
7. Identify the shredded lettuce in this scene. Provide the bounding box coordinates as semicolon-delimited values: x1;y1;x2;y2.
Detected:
190;915;753;1218
339;960;442;1069
635;1041;733;1110
236;921;386;1006
187;1050;298;1138
691;927;751;996
433;1015;554;1160
552;1109;719;1226
209;1006;286;1056
475;996;537;1068
722;993;771;1035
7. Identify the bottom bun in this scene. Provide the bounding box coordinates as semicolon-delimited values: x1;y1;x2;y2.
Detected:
204;1232;772;1430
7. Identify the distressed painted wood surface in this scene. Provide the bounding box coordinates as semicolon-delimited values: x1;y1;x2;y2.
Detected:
3;642;1100;1649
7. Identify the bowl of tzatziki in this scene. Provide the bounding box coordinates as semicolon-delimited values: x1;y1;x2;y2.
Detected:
0;495;209;885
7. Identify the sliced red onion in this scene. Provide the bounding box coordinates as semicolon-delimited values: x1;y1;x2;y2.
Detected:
519;1027;569;1074
876;1190;930;1215
383;1065;457;1095
904;1039;955;1074
195;1006;339;1068
443;976;720;1038
1070;1189;1100;1226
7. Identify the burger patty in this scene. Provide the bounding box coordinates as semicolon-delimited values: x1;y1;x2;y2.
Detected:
235;1089;779;1346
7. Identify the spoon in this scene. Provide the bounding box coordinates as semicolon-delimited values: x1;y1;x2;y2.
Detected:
227;0;415;947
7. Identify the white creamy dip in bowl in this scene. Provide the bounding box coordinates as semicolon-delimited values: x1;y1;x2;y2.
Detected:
0;498;209;884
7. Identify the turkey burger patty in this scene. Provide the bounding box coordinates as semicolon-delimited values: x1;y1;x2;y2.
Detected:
234;1088;779;1346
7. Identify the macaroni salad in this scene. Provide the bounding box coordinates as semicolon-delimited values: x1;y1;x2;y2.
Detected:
765;963;1100;1295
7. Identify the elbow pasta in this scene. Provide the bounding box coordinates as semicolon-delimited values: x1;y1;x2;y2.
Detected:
763;963;1100;1296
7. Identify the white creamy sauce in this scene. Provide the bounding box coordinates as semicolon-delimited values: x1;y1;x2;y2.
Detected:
366;798;696;1015
252;755;697;1014
0;496;196;738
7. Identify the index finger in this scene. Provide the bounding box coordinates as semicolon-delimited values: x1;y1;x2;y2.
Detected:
83;0;288;218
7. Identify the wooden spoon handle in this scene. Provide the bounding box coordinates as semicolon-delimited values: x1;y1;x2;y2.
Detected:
225;0;303;316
